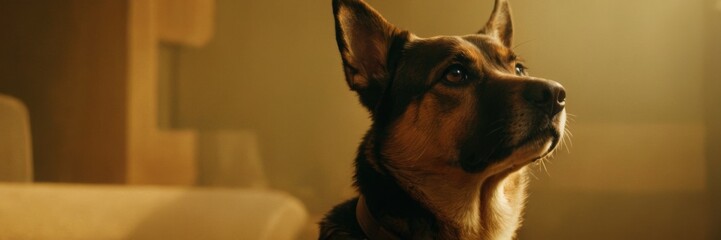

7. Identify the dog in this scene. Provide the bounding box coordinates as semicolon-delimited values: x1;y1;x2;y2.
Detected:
320;0;567;239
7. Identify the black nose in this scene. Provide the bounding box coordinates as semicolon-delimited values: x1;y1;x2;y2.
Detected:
523;79;566;117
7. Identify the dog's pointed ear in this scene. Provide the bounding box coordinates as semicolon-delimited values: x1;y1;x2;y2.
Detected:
480;0;513;48
333;0;401;98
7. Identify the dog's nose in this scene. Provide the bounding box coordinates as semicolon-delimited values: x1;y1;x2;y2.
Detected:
523;79;566;116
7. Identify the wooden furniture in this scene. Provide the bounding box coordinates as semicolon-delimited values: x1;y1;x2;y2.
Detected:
0;0;214;184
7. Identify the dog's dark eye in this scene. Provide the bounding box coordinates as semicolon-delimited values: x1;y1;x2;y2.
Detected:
515;63;527;76
443;65;468;84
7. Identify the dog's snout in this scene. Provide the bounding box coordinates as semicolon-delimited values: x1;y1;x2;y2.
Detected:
523;79;566;116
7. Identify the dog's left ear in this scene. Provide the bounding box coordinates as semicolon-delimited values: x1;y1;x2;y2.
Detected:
333;0;405;109
480;0;513;48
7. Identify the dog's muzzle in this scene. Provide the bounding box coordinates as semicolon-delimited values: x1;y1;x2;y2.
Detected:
459;77;566;173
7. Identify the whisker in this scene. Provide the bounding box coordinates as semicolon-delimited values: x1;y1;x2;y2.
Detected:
565;113;577;123
564;129;574;148
512;39;536;50
527;168;539;180
484;141;502;160
540;157;550;176
483;118;506;137
485;126;504;137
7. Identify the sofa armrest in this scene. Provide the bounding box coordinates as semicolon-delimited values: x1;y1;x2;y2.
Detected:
0;94;33;182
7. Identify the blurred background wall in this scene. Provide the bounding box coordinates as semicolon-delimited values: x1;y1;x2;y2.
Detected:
163;0;720;238
1;0;719;239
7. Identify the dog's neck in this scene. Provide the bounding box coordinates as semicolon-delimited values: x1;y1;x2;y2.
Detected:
355;134;529;240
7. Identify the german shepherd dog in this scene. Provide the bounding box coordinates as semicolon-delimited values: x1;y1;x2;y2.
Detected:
320;0;567;239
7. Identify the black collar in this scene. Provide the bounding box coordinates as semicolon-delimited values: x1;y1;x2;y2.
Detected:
356;195;402;240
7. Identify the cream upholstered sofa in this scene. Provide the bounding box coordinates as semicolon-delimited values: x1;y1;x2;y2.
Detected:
0;184;307;240
0;94;33;182
0;94;308;240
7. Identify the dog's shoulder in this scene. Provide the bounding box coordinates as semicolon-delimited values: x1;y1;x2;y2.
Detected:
318;197;366;240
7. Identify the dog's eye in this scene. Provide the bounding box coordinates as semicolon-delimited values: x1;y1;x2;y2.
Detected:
515;63;527;76
443;65;468;84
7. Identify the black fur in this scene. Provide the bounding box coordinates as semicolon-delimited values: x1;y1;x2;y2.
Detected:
321;0;566;239
319;134;440;239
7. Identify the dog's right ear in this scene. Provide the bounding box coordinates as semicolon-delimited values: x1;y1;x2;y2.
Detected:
333;0;404;108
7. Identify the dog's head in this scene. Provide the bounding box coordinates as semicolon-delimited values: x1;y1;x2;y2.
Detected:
333;0;566;175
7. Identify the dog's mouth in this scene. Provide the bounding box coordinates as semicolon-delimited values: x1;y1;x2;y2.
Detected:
459;116;564;173
516;125;561;161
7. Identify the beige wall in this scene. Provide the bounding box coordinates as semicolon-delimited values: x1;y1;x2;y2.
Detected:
168;0;366;211
168;0;719;238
